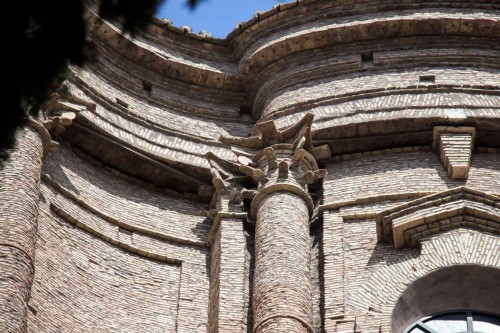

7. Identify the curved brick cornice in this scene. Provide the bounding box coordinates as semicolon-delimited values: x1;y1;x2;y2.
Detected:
376;186;500;248
69;1;500;194
85;9;239;91
237;12;499;80
86;2;500;90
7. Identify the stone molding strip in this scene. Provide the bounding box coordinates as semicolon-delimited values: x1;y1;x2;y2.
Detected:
320;191;435;212
250;182;315;218
206;212;248;245
254;314;314;333
50;203;182;264
43;173;209;248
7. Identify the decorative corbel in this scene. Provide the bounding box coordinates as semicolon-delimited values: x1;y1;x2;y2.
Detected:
433;126;475;180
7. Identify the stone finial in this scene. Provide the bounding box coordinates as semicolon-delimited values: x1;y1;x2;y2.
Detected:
181;25;192;33
198;30;212;38
161;18;173;26
433;126;475;180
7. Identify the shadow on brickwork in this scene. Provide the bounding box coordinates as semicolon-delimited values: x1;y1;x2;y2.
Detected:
244;224;255;333
367;243;419;268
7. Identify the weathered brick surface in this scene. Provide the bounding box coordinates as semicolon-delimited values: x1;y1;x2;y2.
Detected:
208;218;247;333
1;1;499;332
254;193;313;333
28;197;182;332
0;128;43;333
43;146;211;245
324;150;500;205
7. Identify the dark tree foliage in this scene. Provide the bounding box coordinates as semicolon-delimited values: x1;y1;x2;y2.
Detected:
3;0;199;165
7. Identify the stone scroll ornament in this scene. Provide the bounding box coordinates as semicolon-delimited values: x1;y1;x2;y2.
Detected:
206;113;327;333
30;83;96;157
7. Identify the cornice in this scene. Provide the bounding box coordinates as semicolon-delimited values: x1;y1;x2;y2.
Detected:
376;186;500;249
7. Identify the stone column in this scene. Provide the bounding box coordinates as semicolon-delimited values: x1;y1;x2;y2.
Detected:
0;125;45;333
219;114;328;333
249;146;324;333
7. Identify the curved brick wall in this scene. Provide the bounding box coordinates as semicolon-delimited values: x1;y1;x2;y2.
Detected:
0;1;497;332
69;0;500;190
43;146;211;245
29;146;210;332
29;199;182;332
0;128;44;333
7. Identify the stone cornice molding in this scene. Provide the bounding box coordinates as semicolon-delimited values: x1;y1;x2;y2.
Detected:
376;187;500;249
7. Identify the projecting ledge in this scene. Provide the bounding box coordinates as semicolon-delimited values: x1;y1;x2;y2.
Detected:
376;187;500;249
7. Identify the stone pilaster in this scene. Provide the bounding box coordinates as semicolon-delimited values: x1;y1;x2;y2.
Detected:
219;113;326;333
0;87;94;333
204;154;250;333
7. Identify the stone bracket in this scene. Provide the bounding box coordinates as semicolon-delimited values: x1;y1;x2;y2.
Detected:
433;126;475;180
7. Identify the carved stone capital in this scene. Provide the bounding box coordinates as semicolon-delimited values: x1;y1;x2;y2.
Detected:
217;113;327;218
201;152;250;244
42;88;96;136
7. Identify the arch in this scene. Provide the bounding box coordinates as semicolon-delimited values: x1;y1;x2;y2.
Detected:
392;265;500;333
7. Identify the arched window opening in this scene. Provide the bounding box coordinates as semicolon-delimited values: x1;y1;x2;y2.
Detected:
391;265;500;332
405;310;500;333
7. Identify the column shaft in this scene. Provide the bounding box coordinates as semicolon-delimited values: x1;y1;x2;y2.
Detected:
253;192;313;333
0;127;43;333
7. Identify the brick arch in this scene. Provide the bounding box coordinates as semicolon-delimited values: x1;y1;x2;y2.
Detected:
391;264;500;332
352;229;500;332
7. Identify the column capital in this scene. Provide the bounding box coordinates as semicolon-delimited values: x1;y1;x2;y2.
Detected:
217;113;327;218
201;152;250;244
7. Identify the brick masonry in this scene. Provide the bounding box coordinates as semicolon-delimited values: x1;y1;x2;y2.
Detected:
0;128;43;333
0;1;499;332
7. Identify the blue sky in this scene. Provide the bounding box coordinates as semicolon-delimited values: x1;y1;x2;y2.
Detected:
156;0;292;38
